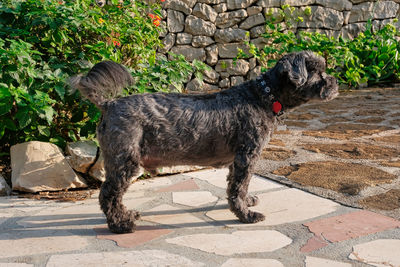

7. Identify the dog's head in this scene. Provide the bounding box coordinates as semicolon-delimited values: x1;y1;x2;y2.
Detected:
269;51;339;109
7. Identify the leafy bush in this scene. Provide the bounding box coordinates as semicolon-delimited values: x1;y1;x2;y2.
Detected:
244;5;400;87
0;0;205;150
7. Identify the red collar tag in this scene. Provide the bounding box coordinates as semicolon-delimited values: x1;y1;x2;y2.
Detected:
272;101;282;114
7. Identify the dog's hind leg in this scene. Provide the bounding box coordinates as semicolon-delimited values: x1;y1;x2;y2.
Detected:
99;150;141;234
226;146;265;223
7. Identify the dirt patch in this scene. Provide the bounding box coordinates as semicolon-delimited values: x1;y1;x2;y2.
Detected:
286;113;319;121
285;121;309;128
354;110;389;116
373;135;400;144
359;189;400;210
324;123;393;132
303;143;400;160
20;190;95;202
380;160;400;168
268;138;286;147
262;147;296;161
356;117;385;124
272;161;396;195
320;117;349;124
302;129;389;140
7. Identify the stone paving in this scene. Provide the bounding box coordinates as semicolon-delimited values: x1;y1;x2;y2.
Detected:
0;168;400;266
1;88;400;266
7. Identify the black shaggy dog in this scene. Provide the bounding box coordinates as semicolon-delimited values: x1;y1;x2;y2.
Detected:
71;51;339;234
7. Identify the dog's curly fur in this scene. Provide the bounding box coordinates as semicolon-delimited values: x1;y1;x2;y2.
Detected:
71;51;338;234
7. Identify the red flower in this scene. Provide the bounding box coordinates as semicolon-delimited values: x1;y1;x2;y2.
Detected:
113;40;121;46
148;13;155;19
153;19;161;26
161;0;165;2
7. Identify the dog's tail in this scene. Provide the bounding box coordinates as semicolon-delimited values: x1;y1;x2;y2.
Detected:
69;61;134;109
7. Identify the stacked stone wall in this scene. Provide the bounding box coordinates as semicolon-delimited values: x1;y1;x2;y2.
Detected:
159;0;400;91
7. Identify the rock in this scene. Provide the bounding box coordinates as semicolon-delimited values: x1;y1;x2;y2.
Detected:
192;36;215;47
249;57;257;69
215;59;250;76
192;3;218;22
264;7;284;23
315;0;352;11
215;28;249;43
185;15;217;36
220;72;230;79
257;0;281;7
198;0;225;4
186;78;218;92
205;44;219;65
250;25;266;38
230;76;244;86
298;6;344;30
250;37;269;49
219;77;231;88
160;33;176;53
227;0;258;10
343;11;351;25
164;0;192;15
167;10;185;33
11;141;87;193
298;28;340;39
176;33;192;45
349;1;399;23
0;174;11;196
66;140;98;173
341;22;366;39
281;0;316;6
88;152;105;182
247;6;263;16
247;66;262;80
181;0;197;8
218;43;251;58
203;68;220;84
214;3;227;13
170;45;206;62
239;13;265;30
216;9;248;28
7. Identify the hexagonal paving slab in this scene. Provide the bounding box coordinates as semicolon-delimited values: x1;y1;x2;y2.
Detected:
165;230;292;256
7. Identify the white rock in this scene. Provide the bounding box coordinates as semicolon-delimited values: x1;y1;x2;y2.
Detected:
166;230;292;255
176;32;193;45
173;191;218;207
167;10;185;33
11;141;87;192
205;44;219;66
349;239;400;267
222;258;284;267
230;76;244;86
170;45;206;62
349;1;399;23
239;13;265;30
192;35;215;48
66;140;97;173
192;3;218;22
306;256;351;267
227;0;258;10
215;59;250;76
142;204;206;227
88;152;106;182
47;250;204;267
218;43;251;58
185;15;217;36
216;9;248;29
0;174;11;196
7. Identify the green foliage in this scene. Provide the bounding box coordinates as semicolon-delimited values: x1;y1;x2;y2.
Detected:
0;0;205;149
246;6;400;88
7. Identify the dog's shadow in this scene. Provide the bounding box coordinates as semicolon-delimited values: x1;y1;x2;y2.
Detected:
1;203;239;239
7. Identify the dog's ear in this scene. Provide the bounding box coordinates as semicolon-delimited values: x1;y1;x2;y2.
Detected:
276;53;308;88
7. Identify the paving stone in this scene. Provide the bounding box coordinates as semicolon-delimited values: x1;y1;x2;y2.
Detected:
142;204;207;227
173;191;218;207
184;168;282;192
304;210;400;243
0;264;34;267
95;225;173;248
221;258;284;267
0;230;88;258
156;179;199;192
206;188;339;226
349;239;400;267
46;250;204;267
305;256;351;267
0;213;12;225
130;177;172;191
300;235;328;253
166;230;292;256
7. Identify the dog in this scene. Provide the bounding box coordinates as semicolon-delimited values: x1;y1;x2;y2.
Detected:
70;51;339;234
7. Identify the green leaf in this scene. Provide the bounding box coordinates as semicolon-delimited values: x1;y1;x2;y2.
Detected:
38;125;51;137
0;84;13;116
54;84;65;100
15;107;31;129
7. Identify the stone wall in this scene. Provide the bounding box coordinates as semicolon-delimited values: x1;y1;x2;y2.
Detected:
159;0;400;91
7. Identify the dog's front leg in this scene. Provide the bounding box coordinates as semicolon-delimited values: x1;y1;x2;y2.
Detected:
226;151;265;224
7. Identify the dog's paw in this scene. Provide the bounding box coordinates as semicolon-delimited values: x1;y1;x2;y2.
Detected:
245;195;259;207
107;211;139;234
239;211;266;224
